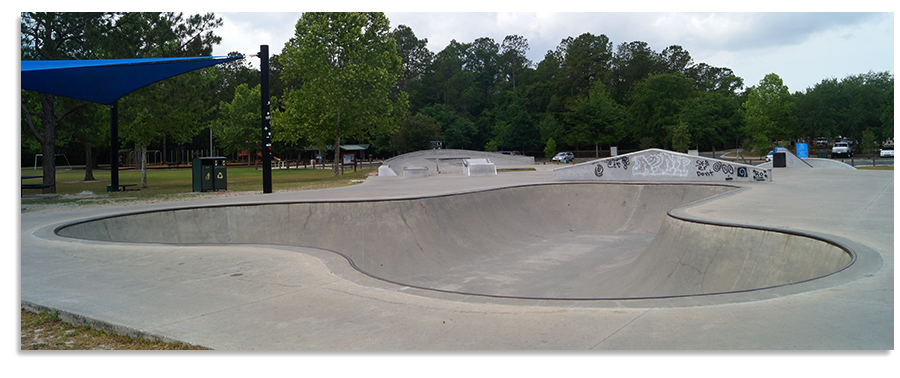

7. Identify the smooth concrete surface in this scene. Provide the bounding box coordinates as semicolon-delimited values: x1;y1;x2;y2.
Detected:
20;167;893;349
382;149;534;176
554;148;772;182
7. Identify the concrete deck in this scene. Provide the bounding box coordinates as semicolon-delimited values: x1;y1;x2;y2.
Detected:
19;166;893;350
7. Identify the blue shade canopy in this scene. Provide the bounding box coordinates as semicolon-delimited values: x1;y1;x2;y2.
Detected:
21;56;243;104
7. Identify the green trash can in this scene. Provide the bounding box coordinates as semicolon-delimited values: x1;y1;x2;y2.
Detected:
213;159;227;191
817;151;829;158
192;157;226;192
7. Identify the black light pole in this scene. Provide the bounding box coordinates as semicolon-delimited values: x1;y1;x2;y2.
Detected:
110;100;119;191
260;45;272;193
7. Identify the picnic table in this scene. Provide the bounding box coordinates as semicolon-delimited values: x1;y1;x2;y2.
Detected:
107;184;138;192
21;175;53;191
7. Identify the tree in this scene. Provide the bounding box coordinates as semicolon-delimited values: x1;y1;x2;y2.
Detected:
21;12;225;191
392;25;433;95
211;84;261;163
658;45;693;75
679;91;742;151
499;35;531;91
628;73;695;149
544;137;557;159
742;73;794;154
558;33;614;99
419;104;478;150
564;80;624;156
612;40;662;103
60;103;109;181
278;12;407;175
793;72;893;145
22;12;117;193
116;13;225;188
391;113;441;153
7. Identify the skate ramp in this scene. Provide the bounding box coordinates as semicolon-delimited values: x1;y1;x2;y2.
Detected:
554;148;772;182
56;183;852;300
381;149;534;176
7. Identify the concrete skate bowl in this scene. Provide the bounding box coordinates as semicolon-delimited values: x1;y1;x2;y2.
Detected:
55;183;854;302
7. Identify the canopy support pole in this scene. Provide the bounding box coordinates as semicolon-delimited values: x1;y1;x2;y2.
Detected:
110;100;119;191
260;45;272;194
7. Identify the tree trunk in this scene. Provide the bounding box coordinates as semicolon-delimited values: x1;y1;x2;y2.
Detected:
333;111;341;177
37;94;58;194
140;143;148;189
162;135;167;165
333;133;341;177
23;94;85;194
40;130;56;194
84;144;95;181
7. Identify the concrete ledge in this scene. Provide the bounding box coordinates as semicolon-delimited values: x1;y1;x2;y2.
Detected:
464;159;497;176
378;166;398;176
554;148;772;182
402;166;429;178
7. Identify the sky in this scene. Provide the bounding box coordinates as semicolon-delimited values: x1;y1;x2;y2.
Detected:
209;10;894;94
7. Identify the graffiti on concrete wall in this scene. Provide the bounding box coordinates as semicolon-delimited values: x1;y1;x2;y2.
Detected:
555;149;771;182
696;160;736;179
752;169;768;182
632;152;691;177
594;156;631;177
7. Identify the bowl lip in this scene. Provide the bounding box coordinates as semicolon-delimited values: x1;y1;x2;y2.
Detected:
48;181;879;307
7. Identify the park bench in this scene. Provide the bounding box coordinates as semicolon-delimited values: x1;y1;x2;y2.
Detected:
107;184;138;192
21;175;54;191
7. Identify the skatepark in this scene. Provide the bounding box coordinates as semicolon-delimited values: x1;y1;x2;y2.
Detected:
20;149;893;349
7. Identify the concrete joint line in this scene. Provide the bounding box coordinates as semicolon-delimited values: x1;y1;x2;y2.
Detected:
590;310;650;349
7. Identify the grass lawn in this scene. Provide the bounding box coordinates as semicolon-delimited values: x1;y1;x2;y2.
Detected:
856;165;894;170
21;307;207;350
21;165;376;205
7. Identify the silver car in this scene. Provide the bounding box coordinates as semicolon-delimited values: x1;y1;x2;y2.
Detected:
552;152;574;163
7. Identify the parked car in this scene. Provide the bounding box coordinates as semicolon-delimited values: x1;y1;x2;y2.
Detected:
880;145;894;158
816;137;829;147
551;152;574;163
765;147;787;162
831;142;853;158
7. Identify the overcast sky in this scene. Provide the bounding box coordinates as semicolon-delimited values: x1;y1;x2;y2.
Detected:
210;10;893;93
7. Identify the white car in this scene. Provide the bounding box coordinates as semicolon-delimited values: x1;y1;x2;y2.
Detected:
880;145;894;158
551;152;574;163
831;142;853;158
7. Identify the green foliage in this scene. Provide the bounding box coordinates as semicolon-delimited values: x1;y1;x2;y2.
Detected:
22;14;893;172
544;137;557;158
794;71;893;144
278;12;407;174
679;91;742;150
861;129;876;154
211;84;261;154
391;113;441;153
564;80;624;152
670;121;691;153
742;73;794;150
628;73;695;149
880;85;894;141
419;104;479;150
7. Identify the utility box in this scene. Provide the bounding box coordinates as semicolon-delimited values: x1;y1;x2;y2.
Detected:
773;152;787;168
193;157;227;192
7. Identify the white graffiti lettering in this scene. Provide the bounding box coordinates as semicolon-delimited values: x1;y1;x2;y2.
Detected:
632;153;691;177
